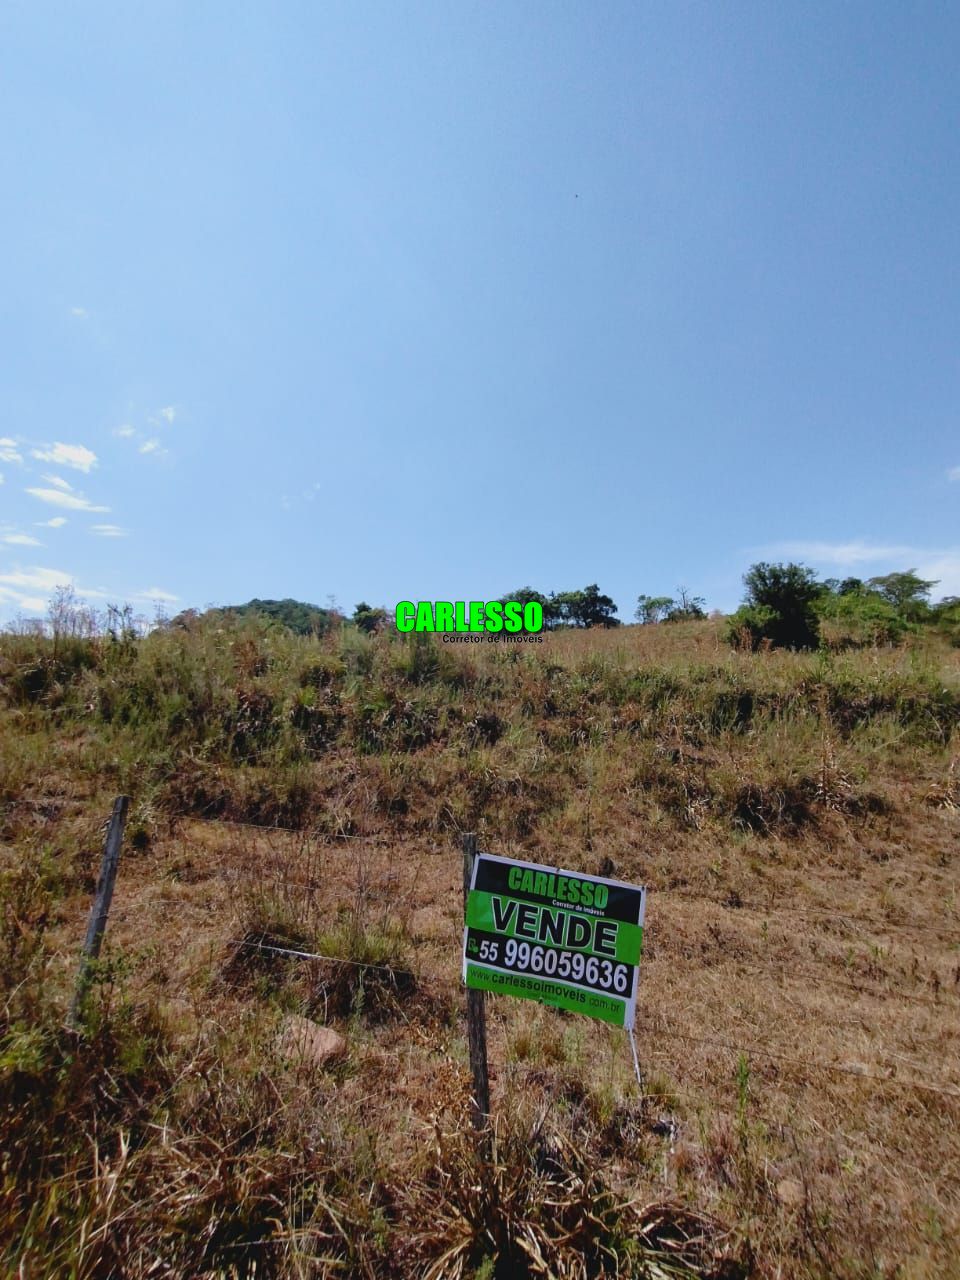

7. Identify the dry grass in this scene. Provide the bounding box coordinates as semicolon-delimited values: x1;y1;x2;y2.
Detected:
1;615;958;1276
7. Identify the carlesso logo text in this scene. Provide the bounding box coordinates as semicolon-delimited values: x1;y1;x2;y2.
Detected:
395;601;543;634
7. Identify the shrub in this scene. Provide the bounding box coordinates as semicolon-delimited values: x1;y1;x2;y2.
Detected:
727;562;821;650
817;589;907;647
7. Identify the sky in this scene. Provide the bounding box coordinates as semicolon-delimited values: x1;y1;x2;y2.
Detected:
1;1;958;623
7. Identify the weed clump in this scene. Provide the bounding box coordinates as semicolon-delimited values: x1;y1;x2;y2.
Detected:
396;1110;742;1278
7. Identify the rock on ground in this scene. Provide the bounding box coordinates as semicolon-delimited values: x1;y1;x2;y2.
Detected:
278;1014;347;1068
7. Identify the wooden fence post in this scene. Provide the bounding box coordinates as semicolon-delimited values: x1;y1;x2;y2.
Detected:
461;832;491;1135
68;795;130;1031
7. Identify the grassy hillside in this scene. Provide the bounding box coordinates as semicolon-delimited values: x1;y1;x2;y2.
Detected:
1;613;958;1277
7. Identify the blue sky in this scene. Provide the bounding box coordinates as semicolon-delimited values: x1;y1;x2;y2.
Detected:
1;1;958;623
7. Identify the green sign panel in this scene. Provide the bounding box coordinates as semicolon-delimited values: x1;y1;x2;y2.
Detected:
463;853;647;1029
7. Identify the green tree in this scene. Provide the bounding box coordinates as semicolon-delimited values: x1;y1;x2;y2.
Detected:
663;587;707;622
552;584;620;628
352;602;387;633
500;587;558;629
866;570;938;615
635;595;674;624
727;563;821;650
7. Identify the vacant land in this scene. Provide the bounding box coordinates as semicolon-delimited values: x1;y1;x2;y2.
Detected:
1;615;958;1277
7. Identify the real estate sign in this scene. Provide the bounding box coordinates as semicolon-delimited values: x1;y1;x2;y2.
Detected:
463;852;646;1029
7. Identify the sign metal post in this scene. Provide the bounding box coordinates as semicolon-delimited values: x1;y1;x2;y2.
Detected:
461;833;491;1137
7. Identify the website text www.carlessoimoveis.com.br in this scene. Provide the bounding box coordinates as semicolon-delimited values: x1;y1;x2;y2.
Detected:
465;965;626;1019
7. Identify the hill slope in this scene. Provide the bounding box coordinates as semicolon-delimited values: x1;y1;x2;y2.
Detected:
1;616;958;1276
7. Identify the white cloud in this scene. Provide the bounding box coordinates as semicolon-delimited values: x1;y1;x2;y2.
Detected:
70;306;89;319
158;406;176;424
31;442;98;473
0;474;3;485
0;566;110;614
0;438;22;464
0;593;47;613
3;533;42;546
768;540;917;567
26;487;109;512
948;466;960;483
0;565;176;619
36;517;68;528
909;553;960;599
43;473;73;491
762;539;960;599
91;524;127;538
137;587;178;602
0;566;75;593
114;424;136;439
138;437;169;459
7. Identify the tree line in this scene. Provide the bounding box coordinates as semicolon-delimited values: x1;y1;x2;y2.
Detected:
726;564;959;650
164;566;959;651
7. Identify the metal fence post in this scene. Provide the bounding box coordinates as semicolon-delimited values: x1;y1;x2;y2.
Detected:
68;795;130;1030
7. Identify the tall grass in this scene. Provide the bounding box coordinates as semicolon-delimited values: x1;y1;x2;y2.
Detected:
3;613;956;843
1;612;958;1275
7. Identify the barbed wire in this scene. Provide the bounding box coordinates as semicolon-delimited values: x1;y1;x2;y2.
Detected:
223;913;955;1012
162;816;960;1097
214;865;956;1009
181;813;400;842
658;886;960;945
707;959;956;1010
178;815;960;943
227;937;960;1099
646;1027;960;1100
226;936;416;978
